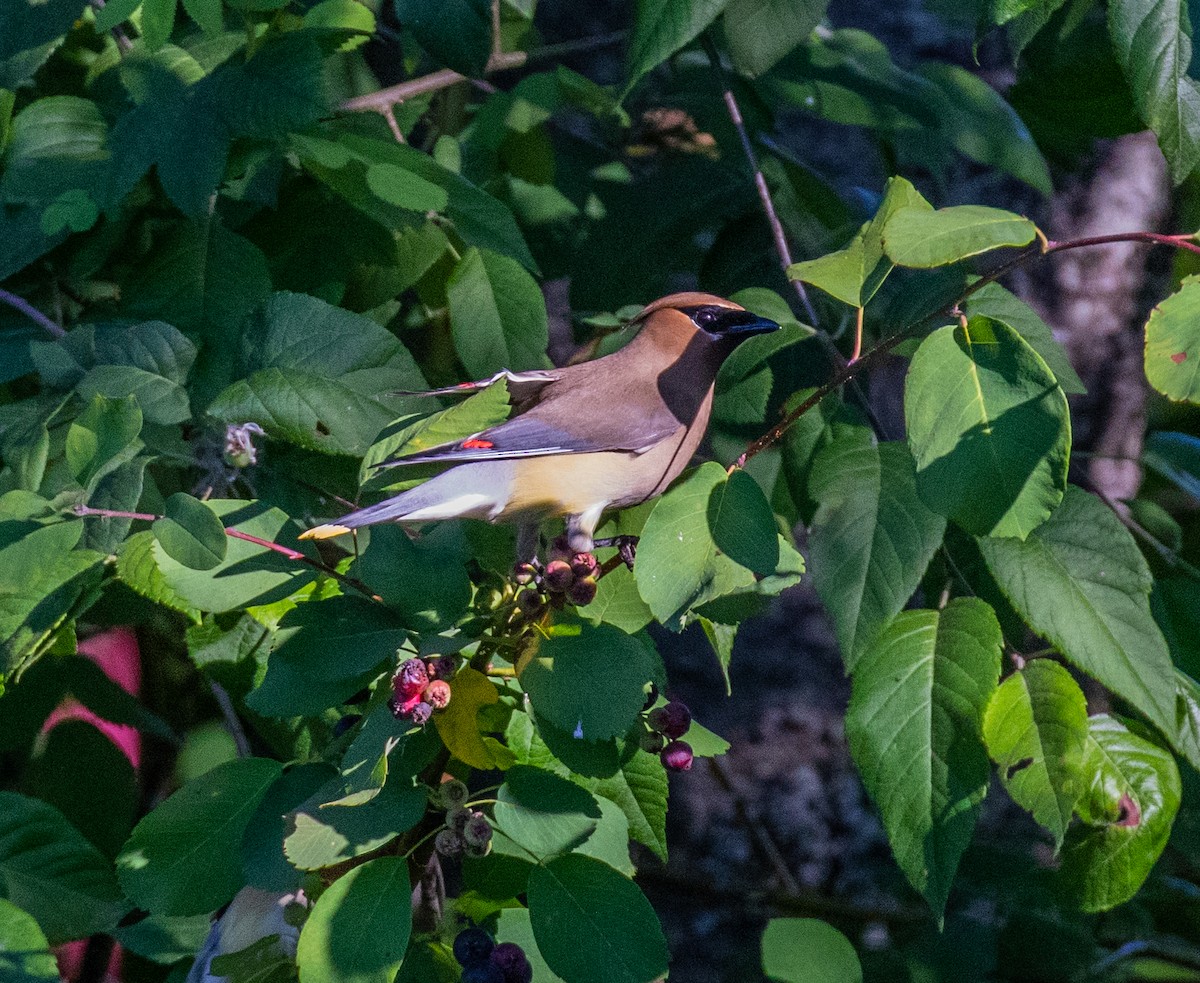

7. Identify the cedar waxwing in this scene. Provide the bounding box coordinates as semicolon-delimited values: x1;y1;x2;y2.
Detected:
299;292;779;553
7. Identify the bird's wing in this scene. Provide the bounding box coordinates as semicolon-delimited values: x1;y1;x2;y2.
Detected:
392;369;559;401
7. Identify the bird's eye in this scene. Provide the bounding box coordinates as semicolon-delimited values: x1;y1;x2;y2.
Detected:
694;308;719;328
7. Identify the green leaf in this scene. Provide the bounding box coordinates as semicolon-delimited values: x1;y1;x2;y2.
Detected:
494;907;566;983
364;162;447;211
296;857;411;983
494;766;603;861
0;898;58;981
520;624;659;741
905;316;1069;538
761;918;862;983
117;757;281;916
181;0;223;33
153;493;228;571
963;283;1085;395
787;176;932;307
242;763;337;892
351;524;471;632
116;531;202;620
977;486;1179;737
625;0;734;93
528;854;669;983
0;0;88;60
283;782;425;871
447;248;551;379
591;749;668;861
208;292;428;455
32;319;198;392
883;206;1037;267
709;468;779;575
1145;274;1200;403
1171;670;1200;773
65;394;143;492
152;500;319;614
845;598;1002;917
1144;430;1200;500
982;659;1088;848
1109;0;1200;183
722;0;826;77
0;793;127;944
393;0;490;76
82;457;149;555
808;434;946;670
246;596;408;717
0;96;109;208
1060;715;1181;911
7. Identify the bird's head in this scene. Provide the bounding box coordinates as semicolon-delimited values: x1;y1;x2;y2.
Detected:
632;292;780;358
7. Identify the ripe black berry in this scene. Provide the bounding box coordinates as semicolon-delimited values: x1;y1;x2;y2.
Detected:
453;927;496;967
648;700;691;739
428;655;458;680
435;828;464;857
461;964;505;983
661;740;694;772
489;942;533;983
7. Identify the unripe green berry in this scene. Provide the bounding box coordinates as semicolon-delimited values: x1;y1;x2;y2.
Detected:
512;561;537;585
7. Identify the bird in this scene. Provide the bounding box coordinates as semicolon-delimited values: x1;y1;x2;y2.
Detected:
299;292;780;555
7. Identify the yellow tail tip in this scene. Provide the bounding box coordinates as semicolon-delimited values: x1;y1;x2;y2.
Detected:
298;524;353;540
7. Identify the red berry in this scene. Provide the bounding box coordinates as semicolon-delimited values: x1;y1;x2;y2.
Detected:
425;679;452;710
393;658;428;699
570;552;598;578
661;740;694;772
543;559;575;592
648;700;691;739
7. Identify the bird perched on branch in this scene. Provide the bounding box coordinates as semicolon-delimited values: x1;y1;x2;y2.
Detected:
299;292;779;555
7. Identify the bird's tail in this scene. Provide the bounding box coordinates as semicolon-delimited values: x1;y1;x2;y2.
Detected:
298;463;512;540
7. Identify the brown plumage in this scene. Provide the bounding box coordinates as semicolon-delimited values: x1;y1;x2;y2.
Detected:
299;292;779;553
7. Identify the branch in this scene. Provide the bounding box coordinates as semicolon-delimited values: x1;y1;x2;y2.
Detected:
736;228;1200;466
0;288;65;338
701;34;818;327
71;504;384;603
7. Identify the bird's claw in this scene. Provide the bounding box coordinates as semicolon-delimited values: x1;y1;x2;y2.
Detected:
593;535;639;570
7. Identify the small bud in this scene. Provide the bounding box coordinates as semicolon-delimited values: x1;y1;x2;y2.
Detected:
489;942;534;983
639;729;665;754
543;559;575;592
425;679;452;710
474;585;505;613
223;422;264;469
566;575;597;606
463;811;493;850
648;701;692;740
393;658;428;699
512;561;537;585
434;828;464;857
410;701;434;726
570;552;598;578
440;778;469;809
453;927;495;968
661;739;694;772
428;655;458;680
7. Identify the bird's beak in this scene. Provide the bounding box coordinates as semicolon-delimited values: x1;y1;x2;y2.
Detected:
709;309;781;338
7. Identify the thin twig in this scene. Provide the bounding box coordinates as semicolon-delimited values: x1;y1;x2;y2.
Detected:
210;681;251;757
0;288;65;338
71;504;384;603
706;756;801;895
701;35;818;327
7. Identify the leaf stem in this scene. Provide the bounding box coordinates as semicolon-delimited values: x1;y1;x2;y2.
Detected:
0;288;65;338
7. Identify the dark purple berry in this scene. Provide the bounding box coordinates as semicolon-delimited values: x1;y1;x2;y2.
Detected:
429;655;458;680
489;942;533;983
542;559;575;592
435;828;464;857
648;700;691;739
512;561;537;585
410;701;434;726
639;729;665;754
461;964;505;983
453;927;496;967
425;679;452;710
463;812;493;849
394;658;428;699
570;551;598;578
566;575;597;606
661;739;694;772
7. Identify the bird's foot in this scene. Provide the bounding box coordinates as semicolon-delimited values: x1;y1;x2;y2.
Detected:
593;535;639;570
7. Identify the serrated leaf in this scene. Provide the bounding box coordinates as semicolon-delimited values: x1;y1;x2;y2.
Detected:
116;758;281;916
983;659;1088;847
761;918;862;983
1109;0;1200;184
153;493;228;571
116;531;202;620
1145;274;1200;403
590;749;668;861
494;766;603;861
0;897;58;981
808;434;946;670
528;855;669;983
283;781;425;871
1060;714;1181;911
977;486;1179;737
883;205;1037;267
65;394;143;492
0;96;109;208
296;857;411;983
846;598;1002;917
82;457;149;555
0;0;89;60
0;793;127;944
905;317;1069;538
625;0;733;93
787;176;932;307
446;247;551;379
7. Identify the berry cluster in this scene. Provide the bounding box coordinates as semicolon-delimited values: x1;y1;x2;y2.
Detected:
512;537;599;618
389;656;458;724
642;700;695;772
434;779;493;859
453;928;533;983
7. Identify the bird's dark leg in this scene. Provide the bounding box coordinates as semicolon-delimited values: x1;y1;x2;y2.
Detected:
593;535;639;570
